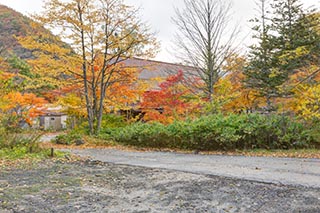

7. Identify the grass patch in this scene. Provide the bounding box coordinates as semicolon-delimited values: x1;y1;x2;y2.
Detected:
0;146;67;170
0;147;65;160
48;133;118;149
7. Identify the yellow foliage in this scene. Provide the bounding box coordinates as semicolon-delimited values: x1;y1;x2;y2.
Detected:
16;26;78;91
216;55;265;113
59;93;87;117
295;84;320;119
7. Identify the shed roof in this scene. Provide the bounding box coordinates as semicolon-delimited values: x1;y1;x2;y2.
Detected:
41;111;67;116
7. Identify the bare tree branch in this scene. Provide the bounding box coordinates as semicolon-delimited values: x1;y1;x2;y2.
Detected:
172;0;239;100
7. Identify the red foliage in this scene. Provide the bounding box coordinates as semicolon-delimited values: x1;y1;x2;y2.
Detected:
140;70;194;124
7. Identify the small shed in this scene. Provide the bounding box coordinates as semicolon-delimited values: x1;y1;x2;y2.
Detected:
39;111;67;131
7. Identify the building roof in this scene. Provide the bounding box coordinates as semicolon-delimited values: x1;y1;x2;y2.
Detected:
122;58;198;80
40;106;67;116
41;111;67;116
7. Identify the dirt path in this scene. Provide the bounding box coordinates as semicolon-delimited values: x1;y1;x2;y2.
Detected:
65;148;320;188
0;160;319;212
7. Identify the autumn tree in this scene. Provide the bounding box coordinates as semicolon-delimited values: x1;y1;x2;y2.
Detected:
104;66;141;112
172;0;238;101
37;0;158;134
286;11;320;119
293;84;320;120
0;43;38;94
0;92;47;131
216;55;262;113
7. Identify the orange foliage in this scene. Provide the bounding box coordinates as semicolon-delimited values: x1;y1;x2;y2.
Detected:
104;62;140;111
217;55;263;113
222;71;262;113
48;59;141;116
1;92;47;124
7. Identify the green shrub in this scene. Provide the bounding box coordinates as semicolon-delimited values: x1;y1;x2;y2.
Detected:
54;132;83;145
303;119;320;149
0;115;60;159
0;125;43;150
108;122;166;147
101;113;317;151
98;114;130;139
101;114;128;128
0;124;44;158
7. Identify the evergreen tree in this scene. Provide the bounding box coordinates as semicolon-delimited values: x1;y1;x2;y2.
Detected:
270;0;320;77
244;0;283;111
245;0;320;111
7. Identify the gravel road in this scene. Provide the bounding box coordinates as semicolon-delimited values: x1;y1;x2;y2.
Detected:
0;160;319;212
66;148;320;188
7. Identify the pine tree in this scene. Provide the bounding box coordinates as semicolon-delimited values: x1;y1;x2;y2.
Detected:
270;0;320;76
245;0;320;112
244;0;283;111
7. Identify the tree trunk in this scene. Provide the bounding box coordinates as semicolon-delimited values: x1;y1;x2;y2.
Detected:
96;84;106;134
266;95;272;113
78;1;94;135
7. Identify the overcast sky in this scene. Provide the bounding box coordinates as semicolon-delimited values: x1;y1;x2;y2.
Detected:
0;0;319;62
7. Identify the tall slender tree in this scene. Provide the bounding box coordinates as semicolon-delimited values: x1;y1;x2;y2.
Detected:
172;0;239;101
37;0;158;134
244;0;283;111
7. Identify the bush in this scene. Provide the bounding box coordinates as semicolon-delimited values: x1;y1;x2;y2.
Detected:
303;119;320;148
0;122;44;157
54;132;83;145
101;113;318;151
101;114;128;128
0;115;62;159
98;114;129;139
110;122;171;148
0;132;42;150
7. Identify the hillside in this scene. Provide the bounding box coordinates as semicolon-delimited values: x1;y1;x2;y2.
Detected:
0;4;71;59
0;4;76;96
0;4;37;59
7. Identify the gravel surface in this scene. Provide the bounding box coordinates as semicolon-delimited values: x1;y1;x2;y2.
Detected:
66;148;320;188
39;133;61;143
0;159;319;213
